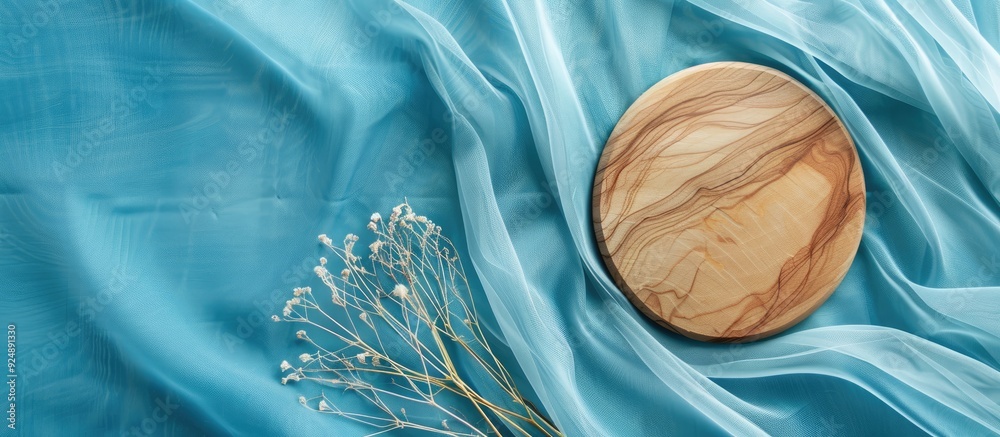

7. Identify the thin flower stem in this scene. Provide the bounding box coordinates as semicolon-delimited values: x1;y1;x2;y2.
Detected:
277;203;563;437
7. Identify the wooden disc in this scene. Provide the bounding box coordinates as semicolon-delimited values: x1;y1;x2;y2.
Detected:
593;62;865;342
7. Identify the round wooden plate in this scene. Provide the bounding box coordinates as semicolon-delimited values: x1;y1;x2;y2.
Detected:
593;62;865;342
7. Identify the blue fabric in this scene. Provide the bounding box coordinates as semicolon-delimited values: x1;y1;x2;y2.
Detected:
2;0;999;435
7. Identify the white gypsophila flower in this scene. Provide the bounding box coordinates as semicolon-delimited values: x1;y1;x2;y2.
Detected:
271;315;280;322
282;373;301;385
299;396;307;405
391;284;409;299
278;205;563;436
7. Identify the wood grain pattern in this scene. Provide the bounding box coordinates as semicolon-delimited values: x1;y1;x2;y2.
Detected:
593;62;865;342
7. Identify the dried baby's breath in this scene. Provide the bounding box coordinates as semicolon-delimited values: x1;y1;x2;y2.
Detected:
275;202;561;437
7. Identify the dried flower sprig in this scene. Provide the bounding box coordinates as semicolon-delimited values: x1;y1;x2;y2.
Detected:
275;202;561;437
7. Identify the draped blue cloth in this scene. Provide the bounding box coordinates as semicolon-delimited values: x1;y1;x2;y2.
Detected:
2;0;999;435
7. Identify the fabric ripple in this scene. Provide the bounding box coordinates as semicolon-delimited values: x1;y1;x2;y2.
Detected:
0;0;998;435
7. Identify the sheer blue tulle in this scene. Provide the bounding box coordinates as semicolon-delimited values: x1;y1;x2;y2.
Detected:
1;0;998;435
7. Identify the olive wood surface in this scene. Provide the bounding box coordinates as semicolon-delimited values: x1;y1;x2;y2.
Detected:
593;62;865;342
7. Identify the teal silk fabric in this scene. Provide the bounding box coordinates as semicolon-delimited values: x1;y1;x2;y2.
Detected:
2;0;999;435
